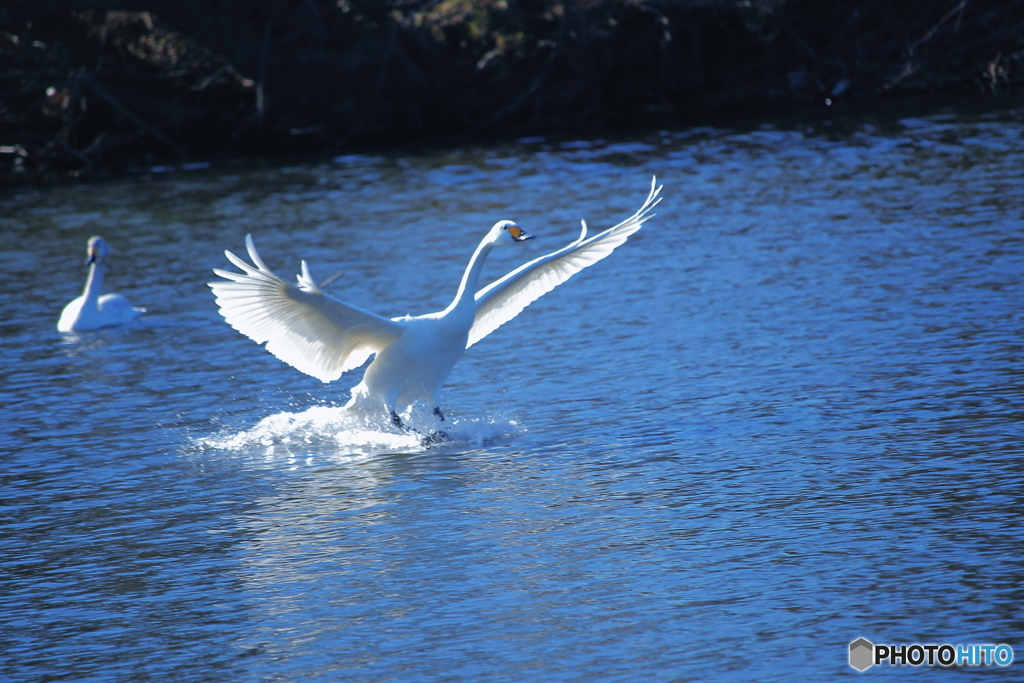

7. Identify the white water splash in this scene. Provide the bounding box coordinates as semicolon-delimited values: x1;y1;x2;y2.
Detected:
199;404;523;460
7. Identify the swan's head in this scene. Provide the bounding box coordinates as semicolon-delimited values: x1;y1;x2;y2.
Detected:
85;236;110;265
490;220;534;245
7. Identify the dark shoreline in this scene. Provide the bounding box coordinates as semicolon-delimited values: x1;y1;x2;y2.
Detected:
3;1;1023;185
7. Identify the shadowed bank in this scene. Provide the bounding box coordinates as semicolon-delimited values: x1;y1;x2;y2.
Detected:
2;0;1023;183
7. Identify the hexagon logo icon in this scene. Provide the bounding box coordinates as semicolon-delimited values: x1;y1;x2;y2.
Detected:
849;638;874;671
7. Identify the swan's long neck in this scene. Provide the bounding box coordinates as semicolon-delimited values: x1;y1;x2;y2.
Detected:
447;238;494;314
82;261;104;310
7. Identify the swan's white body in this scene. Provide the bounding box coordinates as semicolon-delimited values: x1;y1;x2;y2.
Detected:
57;236;145;332
209;177;662;422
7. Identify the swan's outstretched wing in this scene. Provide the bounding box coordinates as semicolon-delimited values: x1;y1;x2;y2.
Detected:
468;176;662;348
209;235;405;383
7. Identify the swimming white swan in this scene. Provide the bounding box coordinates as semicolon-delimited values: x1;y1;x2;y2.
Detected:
57;236;146;332
209;176;662;426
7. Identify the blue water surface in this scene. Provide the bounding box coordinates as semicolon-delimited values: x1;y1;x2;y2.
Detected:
2;108;1023;682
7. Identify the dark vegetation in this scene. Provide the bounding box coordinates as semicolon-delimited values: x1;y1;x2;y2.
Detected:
2;0;1023;183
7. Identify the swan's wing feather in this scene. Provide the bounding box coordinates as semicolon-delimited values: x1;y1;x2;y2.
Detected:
209;235;404;383
468;177;662;348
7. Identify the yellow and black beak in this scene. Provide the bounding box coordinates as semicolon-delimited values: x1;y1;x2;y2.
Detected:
506;224;534;242
86;249;98;266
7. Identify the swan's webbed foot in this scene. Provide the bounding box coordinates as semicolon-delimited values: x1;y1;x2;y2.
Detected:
390;408;451;444
422;408;451;445
421;429;452;445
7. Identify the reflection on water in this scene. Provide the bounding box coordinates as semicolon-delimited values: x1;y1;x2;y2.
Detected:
2;105;1023;682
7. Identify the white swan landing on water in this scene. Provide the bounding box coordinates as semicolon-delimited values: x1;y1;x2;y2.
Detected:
209;176;662;429
58;236;146;332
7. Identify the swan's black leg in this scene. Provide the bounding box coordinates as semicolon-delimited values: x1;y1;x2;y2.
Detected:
390;410;405;429
422;406;451;444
